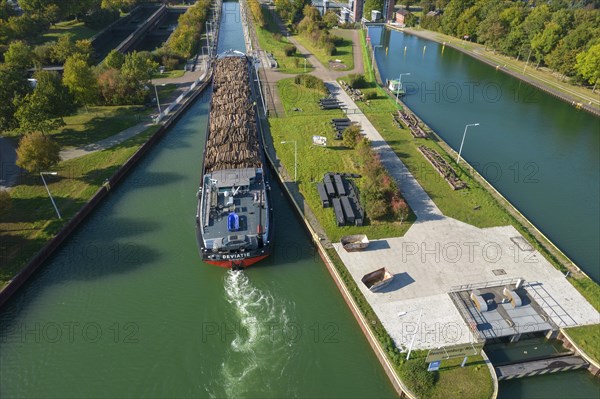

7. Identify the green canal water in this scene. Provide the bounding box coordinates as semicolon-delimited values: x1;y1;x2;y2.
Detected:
0;5;396;398
369;26;600;281
369;26;600;398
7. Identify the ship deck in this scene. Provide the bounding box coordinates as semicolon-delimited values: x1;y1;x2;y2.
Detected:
201;168;267;242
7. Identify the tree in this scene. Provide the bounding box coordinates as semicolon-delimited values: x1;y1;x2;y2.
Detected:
0;65;30;132
364;0;383;22
121;51;158;83
63;53;98;111
0;189;11;218
323;10;339;29
16;131;61;173
4;41;34;70
103;49;125;70
15;70;74;134
575;43;600;89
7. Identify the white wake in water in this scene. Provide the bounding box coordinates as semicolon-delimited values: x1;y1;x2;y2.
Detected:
209;270;297;398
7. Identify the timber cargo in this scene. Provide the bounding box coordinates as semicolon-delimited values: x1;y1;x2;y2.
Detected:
195;50;272;268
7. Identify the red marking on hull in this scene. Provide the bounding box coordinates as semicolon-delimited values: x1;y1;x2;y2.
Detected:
204;254;269;268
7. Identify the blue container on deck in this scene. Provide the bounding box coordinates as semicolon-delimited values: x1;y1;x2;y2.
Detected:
228;212;239;231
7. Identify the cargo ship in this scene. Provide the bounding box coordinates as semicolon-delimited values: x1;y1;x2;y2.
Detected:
195;51;272;268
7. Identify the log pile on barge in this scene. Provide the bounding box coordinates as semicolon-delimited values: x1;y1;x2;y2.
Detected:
196;51;272;269
204;56;261;173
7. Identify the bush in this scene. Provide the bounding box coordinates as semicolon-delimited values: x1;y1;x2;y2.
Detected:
0;190;12;218
283;44;297;56
161;56;180;71
364;90;377;100
274;33;282;42
294;74;327;93
398;359;436;397
348;74;367;89
342;125;361;148
323;41;336;56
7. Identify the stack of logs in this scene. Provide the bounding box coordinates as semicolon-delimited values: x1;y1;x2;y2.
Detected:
418;145;466;190
204;55;261;173
395;110;428;138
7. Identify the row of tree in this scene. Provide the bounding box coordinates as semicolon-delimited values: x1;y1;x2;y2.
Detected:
420;1;600;85
0;0;146;50
160;0;210;60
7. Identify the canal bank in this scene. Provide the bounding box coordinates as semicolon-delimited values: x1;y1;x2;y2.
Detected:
367;25;599;281
0;2;398;398
390;26;600;117
360;25;600;397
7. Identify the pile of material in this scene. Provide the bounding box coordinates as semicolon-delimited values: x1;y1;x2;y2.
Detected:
418;145;466;190
204;55;261;173
395;110;428;138
340;80;365;102
319;96;344;110
317;172;364;226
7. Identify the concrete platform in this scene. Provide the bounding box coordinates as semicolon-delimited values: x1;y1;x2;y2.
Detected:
496;355;588;380
334;218;600;351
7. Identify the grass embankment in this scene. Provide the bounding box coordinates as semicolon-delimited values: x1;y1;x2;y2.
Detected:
270;78;413;242
565;325;600;365
39;20;99;43
0;127;158;288
293;33;354;71
4;105;150;149
357;26;600;358
403;28;600;111
254;5;313;74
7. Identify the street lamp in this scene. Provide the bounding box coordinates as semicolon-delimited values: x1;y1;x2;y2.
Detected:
153;83;165;115
40;172;61;219
396;72;411;104
398;309;423;360
456;123;480;165
280;141;297;182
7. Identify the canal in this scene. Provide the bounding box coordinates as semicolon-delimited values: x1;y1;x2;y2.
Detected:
369;26;599;281
369;25;600;398
0;4;396;398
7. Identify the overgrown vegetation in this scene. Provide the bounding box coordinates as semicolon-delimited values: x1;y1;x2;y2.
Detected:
249;0;312;74
421;1;600;86
293;74;327;93
565;325;600;365
159;0;210;60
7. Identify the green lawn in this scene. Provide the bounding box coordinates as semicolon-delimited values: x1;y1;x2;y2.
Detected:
293;34;354;71
422;355;493;399
254;5;313;74
0;127;158;288
270;79;413;242
565;326;600;365
39;20;99;44
153;69;186;79
3;106;150;148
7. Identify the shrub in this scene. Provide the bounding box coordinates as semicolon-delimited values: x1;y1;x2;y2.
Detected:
284;44;297;56
364;90;377;100
323;41;336;56
294;74;327;93
274;33;282;42
398;359;436;397
161;56;180;71
342;125;361;148
348;74;367;89
0;190;12;218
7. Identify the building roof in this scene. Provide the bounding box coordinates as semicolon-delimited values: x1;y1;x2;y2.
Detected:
396;9;410;16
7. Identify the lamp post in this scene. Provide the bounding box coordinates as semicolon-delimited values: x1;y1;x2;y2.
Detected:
280;141;297;182
456;123;480;165
398;309;423;360
153;84;162;115
396;72;411;105
206;21;212;58
40;172;61;219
